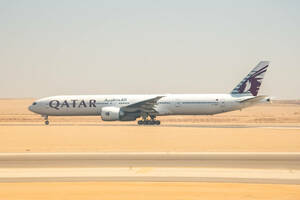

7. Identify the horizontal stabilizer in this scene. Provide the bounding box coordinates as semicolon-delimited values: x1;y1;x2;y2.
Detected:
238;95;270;104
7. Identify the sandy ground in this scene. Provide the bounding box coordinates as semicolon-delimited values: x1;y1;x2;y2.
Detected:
0;99;299;199
0;126;300;152
0;99;299;152
0;182;299;200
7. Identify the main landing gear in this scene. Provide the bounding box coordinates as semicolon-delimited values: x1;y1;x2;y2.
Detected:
137;115;161;125
43;115;49;125
138;120;160;125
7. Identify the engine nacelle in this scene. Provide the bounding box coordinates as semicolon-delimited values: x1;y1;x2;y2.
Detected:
101;107;121;121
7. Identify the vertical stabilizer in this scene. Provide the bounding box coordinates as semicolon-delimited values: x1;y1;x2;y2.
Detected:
231;61;270;96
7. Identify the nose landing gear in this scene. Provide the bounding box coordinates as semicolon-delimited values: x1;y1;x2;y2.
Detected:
43;116;49;125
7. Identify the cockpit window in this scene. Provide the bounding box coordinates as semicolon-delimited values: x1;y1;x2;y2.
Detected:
32;102;37;106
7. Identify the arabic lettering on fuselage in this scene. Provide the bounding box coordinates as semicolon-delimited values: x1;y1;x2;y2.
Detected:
104;98;127;102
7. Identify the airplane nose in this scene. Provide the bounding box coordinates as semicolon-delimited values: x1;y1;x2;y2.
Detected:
28;105;35;112
28;102;40;114
28;105;33;111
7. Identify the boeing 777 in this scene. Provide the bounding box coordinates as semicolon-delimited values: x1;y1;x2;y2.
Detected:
29;61;271;125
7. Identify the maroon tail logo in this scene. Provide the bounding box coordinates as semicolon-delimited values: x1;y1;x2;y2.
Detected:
231;61;269;96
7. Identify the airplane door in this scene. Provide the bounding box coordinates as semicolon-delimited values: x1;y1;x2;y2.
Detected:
172;99;182;114
220;99;225;107
219;99;226;112
96;105;102;115
175;99;181;108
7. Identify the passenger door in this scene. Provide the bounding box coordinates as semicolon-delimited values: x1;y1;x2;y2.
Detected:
175;100;181;108
220;99;225;107
219;99;226;112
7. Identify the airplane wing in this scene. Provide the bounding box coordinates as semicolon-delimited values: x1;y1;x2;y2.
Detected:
121;96;164;113
238;95;269;104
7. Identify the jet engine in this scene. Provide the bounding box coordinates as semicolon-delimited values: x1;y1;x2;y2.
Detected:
101;107;138;121
101;107;122;121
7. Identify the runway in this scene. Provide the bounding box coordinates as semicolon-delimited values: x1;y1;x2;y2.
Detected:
0;152;299;184
1;123;300;129
1;152;300;168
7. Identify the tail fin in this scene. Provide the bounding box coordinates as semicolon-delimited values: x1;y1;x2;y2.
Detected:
231;61;270;96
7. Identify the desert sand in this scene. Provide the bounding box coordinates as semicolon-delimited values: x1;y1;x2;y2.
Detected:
0;182;299;200
0;126;300;152
0;99;299;152
0;99;299;199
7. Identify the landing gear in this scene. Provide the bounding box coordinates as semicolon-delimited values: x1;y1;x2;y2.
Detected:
138;120;160;125
137;114;160;125
43;115;49;125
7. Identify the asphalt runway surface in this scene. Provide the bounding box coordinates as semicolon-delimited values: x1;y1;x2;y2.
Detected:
1;152;300;169
1;123;300;129
0;153;300;184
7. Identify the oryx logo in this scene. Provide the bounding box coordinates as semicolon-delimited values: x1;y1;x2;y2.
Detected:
238;65;268;96
49;99;97;110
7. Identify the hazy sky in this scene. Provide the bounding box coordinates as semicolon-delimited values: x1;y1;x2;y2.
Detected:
0;0;299;99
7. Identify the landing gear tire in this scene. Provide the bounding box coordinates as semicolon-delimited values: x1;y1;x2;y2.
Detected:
138;113;160;125
43;115;49;125
137;120;161;125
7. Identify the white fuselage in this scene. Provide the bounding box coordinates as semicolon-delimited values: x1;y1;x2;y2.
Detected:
28;94;262;117
28;61;271;124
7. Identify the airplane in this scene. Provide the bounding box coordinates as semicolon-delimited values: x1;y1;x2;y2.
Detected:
29;61;271;125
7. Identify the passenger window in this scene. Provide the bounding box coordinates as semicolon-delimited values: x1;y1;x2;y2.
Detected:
32;102;37;105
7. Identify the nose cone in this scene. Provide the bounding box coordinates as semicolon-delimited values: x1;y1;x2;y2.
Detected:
28;103;39;114
28;105;34;112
